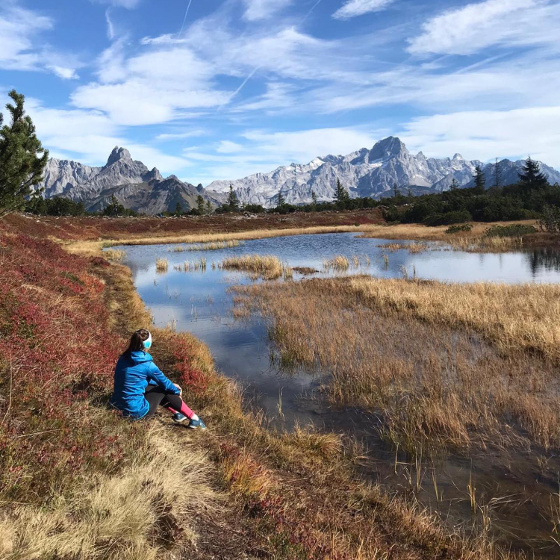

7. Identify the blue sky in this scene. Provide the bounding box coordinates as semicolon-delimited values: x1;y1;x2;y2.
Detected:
1;0;559;185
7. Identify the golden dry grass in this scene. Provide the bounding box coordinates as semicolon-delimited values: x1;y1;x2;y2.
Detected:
171;240;242;252
348;277;560;362
323;255;350;271
234;277;560;453
378;242;429;253
0;425;215;560
221;254;285;280
103;248;127;261
444;235;524;252
358;220;538;242
155;258;169;272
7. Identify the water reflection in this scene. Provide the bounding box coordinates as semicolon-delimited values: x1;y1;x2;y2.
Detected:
526;248;560;274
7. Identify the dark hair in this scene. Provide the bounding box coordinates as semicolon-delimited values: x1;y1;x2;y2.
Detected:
122;329;150;357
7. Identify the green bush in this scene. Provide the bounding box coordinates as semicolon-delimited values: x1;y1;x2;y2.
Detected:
484;224;537;237
423;210;472;227
445;223;473;234
538;205;560;233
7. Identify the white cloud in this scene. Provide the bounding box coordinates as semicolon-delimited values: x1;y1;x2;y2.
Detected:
333;0;396;20
408;0;558;55
25;99;190;174
0;6;51;70
399;107;560;168
71;42;230;125
47;66;79;80
184;127;381;184
71;13;370;127
243;0;293;21
105;9;115;40
0;4;81;79
216;140;243;153
155;130;207;142
298;52;560;116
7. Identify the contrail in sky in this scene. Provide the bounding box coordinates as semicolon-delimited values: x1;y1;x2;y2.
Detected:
219;0;324;111
218;66;262;111
180;0;194;35
303;0;324;21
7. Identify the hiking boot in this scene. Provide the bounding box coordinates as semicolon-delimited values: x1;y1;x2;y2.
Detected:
172;412;189;424
188;417;207;430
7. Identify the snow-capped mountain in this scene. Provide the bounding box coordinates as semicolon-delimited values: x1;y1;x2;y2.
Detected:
37;147;214;215
205;137;560;207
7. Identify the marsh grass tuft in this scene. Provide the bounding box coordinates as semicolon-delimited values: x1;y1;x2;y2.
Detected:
171;240;243;252
221;254;284;280
323;255;350;271
103;249;127;261
155;258;169;272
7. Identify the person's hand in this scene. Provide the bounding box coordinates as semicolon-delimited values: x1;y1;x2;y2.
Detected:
173;383;182;396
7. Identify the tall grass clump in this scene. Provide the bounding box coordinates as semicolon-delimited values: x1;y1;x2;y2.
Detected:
172;240;243;252
221;254;284;280
323;255;350;271
155;257;169;272
103;248;126;261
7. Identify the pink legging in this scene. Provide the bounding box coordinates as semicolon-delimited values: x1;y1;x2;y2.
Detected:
144;386;194;419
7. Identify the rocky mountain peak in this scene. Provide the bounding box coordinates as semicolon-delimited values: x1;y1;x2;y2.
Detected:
144;167;163;182
453;153;464;161
107;146;133;166
369;136;408;161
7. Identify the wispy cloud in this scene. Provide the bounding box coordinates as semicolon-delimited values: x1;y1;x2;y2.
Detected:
0;4;82;79
105;8;115;40
408;0;558;55
47;65;79;80
242;0;293;21
333;0;396;20
155;130;207;142
26;98;190;173
183;127;381;184
399;106;560;167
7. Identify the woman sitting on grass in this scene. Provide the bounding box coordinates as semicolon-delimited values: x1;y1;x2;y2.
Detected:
111;329;206;429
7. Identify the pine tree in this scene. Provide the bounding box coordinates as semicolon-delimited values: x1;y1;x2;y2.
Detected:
518;157;548;189
196;195;205;215
473;165;486;194
276;190;286;206
494;158;501;188
393;182;399;198
311;190;317;208
0;90;48;215
450;178;459;191
334;178;350;207
227;184;240;211
205;200;212;215
175;201;183;215
103;195;126;217
407;187;412;197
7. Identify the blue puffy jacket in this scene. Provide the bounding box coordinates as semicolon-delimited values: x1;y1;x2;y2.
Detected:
111;350;180;419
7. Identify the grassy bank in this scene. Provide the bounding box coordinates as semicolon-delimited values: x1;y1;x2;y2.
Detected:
0;216;517;558
0;226;217;559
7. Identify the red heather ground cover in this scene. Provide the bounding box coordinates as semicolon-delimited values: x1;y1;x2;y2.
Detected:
0;226;140;504
4;209;384;241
